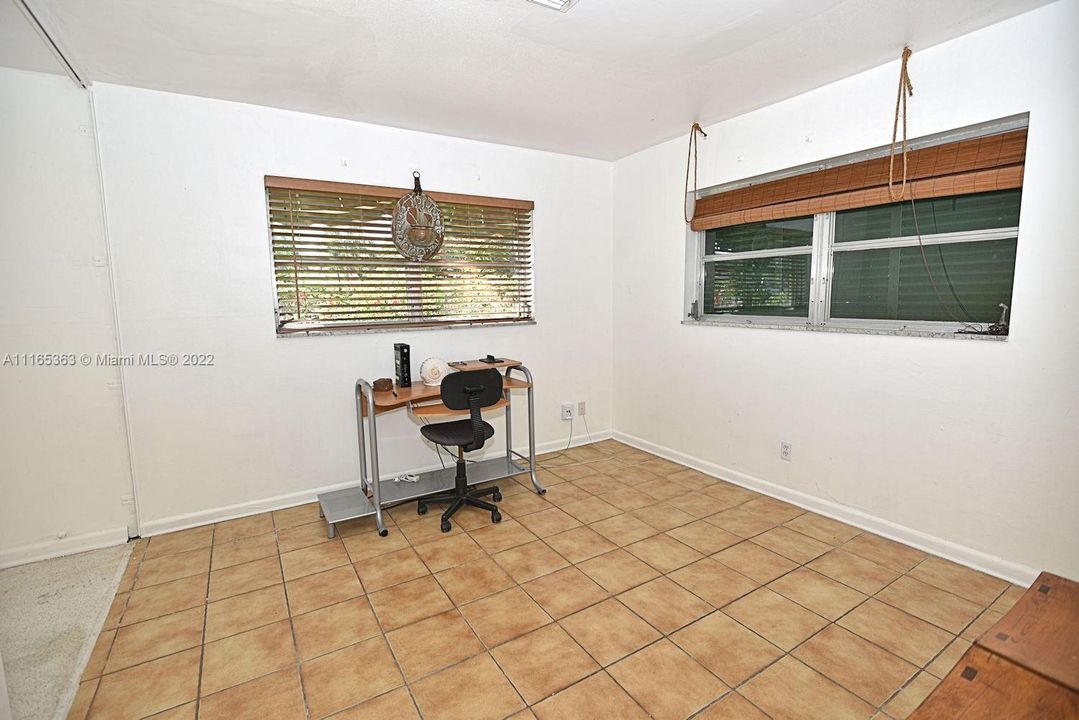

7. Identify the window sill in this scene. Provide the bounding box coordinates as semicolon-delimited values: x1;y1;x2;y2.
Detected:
681;318;1008;341
277;319;536;338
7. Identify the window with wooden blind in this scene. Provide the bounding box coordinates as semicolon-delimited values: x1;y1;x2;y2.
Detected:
266;176;534;335
686;115;1027;337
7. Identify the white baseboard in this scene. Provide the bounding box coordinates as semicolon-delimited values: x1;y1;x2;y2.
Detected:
0;526;129;570
613;431;1038;588
140;430;612;538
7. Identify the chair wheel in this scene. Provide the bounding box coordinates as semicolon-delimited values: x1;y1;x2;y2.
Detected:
440;520;452;533
417;503;428;515
492;491;502;502
491;510;502;523
378;529;389;537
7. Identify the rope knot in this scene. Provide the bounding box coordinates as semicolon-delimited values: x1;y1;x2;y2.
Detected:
684;122;707;223
889;46;914;201
899;46;914;97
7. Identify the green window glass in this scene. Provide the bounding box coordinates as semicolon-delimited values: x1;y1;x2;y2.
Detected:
703;216;813;318
834;189;1021;243
704;255;812;317
830;238;1017;323
706;217;814;254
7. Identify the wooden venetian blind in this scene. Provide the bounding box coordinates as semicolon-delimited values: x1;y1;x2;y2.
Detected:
266;176;534;334
691;128;1027;231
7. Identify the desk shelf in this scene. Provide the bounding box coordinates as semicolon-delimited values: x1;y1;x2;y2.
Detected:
319;456;528;526
362;376;531;416
410;398;509;418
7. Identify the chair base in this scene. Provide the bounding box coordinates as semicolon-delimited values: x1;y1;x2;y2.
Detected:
417;454;502;532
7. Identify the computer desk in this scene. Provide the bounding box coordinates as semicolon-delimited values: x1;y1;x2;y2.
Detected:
316;358;546;538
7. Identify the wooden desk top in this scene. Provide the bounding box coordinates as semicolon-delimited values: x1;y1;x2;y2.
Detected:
911;646;1078;719
364;358;527;415
976;572;1079;691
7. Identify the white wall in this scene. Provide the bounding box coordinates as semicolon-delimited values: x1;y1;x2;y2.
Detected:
612;0;1079;582
0;69;133;566
89;84;614;534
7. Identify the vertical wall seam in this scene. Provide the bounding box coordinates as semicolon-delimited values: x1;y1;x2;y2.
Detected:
88;85;143;538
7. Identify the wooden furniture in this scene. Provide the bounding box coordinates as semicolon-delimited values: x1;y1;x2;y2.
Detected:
912;572;1079;719
914;646;1077;719
316;358;545;538
978;572;1079;691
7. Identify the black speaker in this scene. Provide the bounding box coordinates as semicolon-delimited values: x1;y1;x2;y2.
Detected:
394;343;411;388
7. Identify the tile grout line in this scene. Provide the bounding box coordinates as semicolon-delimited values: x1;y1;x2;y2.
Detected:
191;525;215;719
270;513;316;720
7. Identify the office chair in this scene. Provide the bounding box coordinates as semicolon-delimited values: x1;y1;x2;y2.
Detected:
417;368;504;532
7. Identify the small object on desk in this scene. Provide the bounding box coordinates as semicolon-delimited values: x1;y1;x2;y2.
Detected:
394;343;411;387
373;378;393;392
393;473;419;483
419;357;452;386
480;354;502;364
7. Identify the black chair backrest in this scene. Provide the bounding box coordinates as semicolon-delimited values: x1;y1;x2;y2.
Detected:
439;369;503;452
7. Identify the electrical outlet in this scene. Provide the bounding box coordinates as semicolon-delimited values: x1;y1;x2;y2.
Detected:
577;401;586;416
561;402;574;421
780;441;793;462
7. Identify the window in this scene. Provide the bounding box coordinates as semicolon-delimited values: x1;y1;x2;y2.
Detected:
266;177;534;335
829;191;1019;324
688;117;1027;337
703;217;814;317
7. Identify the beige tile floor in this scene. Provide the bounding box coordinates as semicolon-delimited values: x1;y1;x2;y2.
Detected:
66;440;1026;720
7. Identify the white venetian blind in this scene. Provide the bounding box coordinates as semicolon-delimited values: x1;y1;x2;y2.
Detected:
266;176;534;334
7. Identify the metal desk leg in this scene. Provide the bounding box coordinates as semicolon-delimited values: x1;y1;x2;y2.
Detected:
361;381;388;537
356;381;371;499
517;365;545;495
328;380;387;539
503;369;514;474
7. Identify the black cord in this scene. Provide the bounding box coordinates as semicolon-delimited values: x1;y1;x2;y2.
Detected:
908;192;983;333
538;417;576;464
419;418;478;466
935;245;977;322
926;200;977;323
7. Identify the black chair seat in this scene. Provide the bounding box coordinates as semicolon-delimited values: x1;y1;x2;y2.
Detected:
421;419;495;447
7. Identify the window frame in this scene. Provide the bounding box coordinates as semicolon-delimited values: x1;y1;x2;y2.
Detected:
264;176;537;337
684;116;1026;340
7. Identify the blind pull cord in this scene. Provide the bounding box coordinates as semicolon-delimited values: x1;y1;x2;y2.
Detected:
684;122;708;223
888;46;915;201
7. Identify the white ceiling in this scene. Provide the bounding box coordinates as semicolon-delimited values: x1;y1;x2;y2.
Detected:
1;0;1054;159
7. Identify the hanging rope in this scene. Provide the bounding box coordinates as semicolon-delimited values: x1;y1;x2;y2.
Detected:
888;46;914;201
684;122;707;223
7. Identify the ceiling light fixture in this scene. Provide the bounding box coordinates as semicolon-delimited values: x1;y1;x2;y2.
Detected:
524;0;581;12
